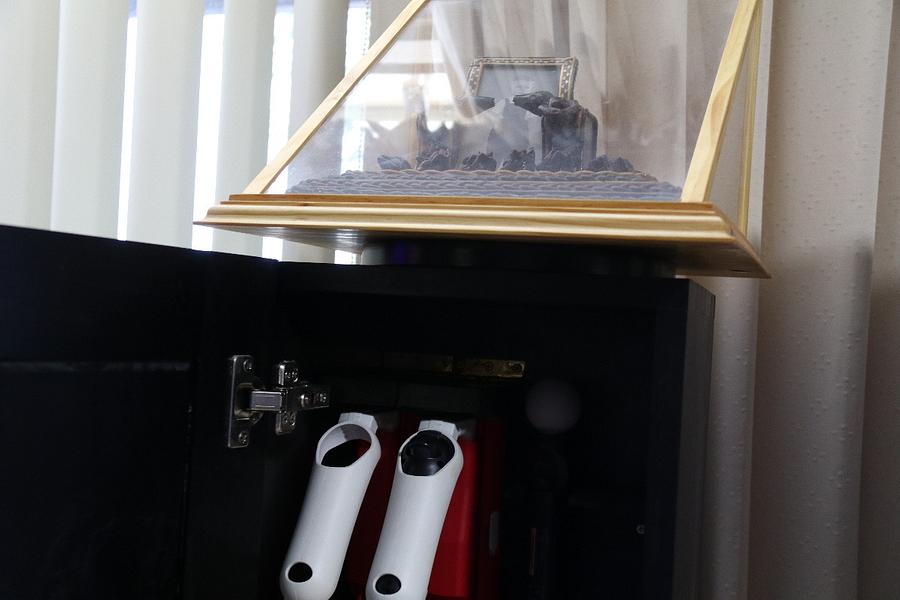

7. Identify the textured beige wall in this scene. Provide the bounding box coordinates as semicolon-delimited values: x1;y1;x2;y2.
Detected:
750;0;894;598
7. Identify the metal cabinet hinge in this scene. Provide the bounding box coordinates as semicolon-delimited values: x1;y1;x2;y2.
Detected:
226;355;330;449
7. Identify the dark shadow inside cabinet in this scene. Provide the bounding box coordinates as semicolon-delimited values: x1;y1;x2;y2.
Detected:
0;226;710;600
186;265;711;600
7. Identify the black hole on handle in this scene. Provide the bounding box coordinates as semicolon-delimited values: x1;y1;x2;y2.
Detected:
287;562;313;583
375;574;402;595
322;439;371;467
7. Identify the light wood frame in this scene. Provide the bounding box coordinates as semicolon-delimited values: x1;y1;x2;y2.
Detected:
682;0;762;214
200;0;767;278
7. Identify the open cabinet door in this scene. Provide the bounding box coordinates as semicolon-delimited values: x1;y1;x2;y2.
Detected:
0;225;286;600
0;225;715;599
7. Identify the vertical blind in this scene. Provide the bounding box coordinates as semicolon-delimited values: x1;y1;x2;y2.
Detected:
0;0;361;261
0;2;59;231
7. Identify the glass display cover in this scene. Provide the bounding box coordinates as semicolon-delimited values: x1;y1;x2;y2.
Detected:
263;0;744;203
201;0;769;279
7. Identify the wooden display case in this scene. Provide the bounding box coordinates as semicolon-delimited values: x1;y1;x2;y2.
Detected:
199;0;767;278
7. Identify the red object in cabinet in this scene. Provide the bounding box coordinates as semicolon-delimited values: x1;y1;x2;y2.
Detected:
428;435;479;599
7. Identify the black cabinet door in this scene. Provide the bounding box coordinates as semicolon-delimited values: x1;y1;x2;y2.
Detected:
0;225;280;600
0;225;714;600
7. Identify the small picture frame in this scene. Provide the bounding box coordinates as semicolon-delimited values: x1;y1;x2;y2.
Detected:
465;57;579;101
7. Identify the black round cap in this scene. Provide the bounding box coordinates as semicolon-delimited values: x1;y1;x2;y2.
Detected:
375;574;402;595
400;430;455;476
287;562;313;583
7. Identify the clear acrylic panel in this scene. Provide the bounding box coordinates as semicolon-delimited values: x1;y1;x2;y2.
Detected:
269;0;741;202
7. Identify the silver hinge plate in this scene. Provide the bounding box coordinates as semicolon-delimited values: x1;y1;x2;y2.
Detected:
226;355;330;449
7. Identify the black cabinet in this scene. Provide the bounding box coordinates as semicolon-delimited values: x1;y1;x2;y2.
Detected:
0;225;713;599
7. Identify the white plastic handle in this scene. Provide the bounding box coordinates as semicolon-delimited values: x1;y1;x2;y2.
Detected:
366;420;464;600
281;413;381;600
